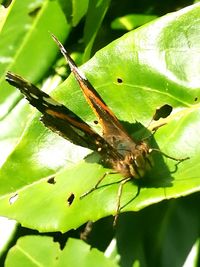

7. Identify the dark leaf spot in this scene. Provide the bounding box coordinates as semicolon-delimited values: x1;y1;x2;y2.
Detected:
194;97;198;102
94;120;98;124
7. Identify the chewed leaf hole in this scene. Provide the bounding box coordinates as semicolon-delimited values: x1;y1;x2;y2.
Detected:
153;104;173;121
9;193;18;205
47;177;56;184
67;193;75;206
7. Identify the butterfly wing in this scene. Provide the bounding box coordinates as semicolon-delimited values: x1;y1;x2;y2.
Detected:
6;72;102;150
52;35;133;144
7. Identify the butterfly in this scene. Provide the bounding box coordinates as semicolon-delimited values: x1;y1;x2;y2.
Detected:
5;34;186;224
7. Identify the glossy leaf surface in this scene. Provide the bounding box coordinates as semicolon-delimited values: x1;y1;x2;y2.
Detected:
0;3;200;232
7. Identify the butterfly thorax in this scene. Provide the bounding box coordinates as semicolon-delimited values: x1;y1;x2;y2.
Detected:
106;135;152;178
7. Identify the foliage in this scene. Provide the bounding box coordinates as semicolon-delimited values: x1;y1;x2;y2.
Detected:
0;0;199;266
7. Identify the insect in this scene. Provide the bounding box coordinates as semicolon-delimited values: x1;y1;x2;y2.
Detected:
5;35;187;224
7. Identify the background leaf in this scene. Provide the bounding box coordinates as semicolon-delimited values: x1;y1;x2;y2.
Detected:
0;3;199;233
1;1;200;267
116;193;200;267
0;0;70;165
5;235;60;267
5;236;119;267
83;0;111;61
111;14;158;31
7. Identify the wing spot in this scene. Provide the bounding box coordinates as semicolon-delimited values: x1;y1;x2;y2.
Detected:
42;102;49;107
29;93;39;99
43;97;62;107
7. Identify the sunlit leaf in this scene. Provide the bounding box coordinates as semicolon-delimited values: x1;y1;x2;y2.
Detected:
0;3;200;232
5;236;119;267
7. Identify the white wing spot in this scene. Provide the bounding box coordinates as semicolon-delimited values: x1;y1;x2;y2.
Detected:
30;93;39;99
42;102;49;107
43;97;62;106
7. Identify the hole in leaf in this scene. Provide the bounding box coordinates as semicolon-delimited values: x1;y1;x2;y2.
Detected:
117;78;123;83
47;177;56;184
9;193;18;205
153;104;173;121
67;193;75;206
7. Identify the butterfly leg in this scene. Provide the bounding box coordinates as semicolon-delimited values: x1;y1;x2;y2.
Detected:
80;171;117;199
80;221;93;241
149;148;189;162
113;177;132;226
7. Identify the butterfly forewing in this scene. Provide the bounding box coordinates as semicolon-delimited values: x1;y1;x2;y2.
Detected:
5;72;123;161
5;72;97;150
51;35;134;142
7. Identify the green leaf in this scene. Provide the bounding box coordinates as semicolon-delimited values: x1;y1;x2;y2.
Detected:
0;0;70;165
72;0;89;26
5;236;119;267
116;194;200;266
57;238;119;267
83;0;111;61
0;0;70;114
57;0;89;27
111;14;158;31
5;236;60;267
0;3;200;232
